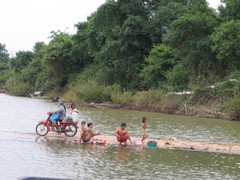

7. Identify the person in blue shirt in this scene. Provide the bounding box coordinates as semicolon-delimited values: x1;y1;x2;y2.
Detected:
49;99;66;132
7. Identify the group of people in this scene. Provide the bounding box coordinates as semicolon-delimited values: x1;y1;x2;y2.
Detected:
79;117;148;146
50;99;149;146
113;117;148;146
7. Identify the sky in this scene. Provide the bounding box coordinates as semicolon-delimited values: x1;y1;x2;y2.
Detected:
0;0;221;55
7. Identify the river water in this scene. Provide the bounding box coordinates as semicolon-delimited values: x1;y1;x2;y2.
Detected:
0;94;239;180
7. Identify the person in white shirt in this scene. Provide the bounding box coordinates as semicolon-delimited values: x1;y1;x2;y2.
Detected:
69;103;79;123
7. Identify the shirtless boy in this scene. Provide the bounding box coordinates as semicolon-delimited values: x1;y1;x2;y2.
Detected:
79;121;87;143
81;123;101;143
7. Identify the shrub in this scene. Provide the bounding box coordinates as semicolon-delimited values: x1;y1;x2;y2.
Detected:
63;89;79;103
190;79;240;105
5;77;32;96
111;91;134;105
224;94;240;120
133;90;165;110
161;95;180;113
71;64;100;84
215;80;240;98
46;90;60;99
0;70;14;85
141;44;176;88
165;65;190;91
191;87;216;104
66;80;120;103
227;70;240;80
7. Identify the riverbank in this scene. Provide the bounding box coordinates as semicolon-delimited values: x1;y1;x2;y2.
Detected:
60;83;240;120
4;87;238;121
25;133;240;155
28;92;230;120
86;101;227;120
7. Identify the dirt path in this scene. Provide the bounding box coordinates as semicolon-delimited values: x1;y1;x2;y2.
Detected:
24;133;240;155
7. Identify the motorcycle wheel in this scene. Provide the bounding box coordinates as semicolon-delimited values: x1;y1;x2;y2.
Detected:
36;123;48;136
64;124;77;137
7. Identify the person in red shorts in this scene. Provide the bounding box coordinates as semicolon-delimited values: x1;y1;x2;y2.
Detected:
114;123;132;146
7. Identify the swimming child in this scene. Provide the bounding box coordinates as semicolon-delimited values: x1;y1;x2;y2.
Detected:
114;123;132;146
141;117;148;142
79;121;87;143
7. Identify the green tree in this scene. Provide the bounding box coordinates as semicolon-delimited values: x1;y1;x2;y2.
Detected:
141;44;176;88
20;58;44;88
87;0;153;89
219;0;240;20
13;51;34;72
33;42;46;54
71;22;94;72
148;1;189;44
164;12;219;77
187;0;209;13
95;15;152;89
165;64;191;91
43;32;73;88
211;20;240;71
0;43;10;71
0;43;11;85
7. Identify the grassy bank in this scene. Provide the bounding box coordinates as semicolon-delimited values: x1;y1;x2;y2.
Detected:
5;78;240;120
59;80;240;120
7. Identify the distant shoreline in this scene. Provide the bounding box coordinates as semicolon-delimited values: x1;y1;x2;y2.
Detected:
2;92;236;121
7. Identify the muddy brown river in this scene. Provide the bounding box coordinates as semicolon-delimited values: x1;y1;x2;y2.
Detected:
0;94;239;180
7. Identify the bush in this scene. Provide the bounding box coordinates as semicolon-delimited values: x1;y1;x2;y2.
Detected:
227;70;240;80
141;44;176;88
191;87;216;104
63;88;79;103
70;64;100;84
66;80;120;103
190;79;240;105
215;80;240;98
46;90;60;99
133;90;165;110
165;65;190;91
224;94;240;120
5;77;32;96
111;91;134;105
0;70;14;85
161;95;180;113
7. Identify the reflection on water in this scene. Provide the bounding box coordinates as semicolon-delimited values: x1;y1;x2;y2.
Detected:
0;94;240;180
1;132;240;180
33;137;240;180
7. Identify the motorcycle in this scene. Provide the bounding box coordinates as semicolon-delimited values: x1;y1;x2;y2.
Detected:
35;113;78;137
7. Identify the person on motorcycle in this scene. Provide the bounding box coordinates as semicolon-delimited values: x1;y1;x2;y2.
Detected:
49;99;66;132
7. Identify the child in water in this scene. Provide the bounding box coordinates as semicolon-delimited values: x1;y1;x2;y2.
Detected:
81;123;102;143
79;121;87;143
141;117;148;142
114;123;132;146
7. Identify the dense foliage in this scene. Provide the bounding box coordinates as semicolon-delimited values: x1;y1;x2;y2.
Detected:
0;0;240;118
